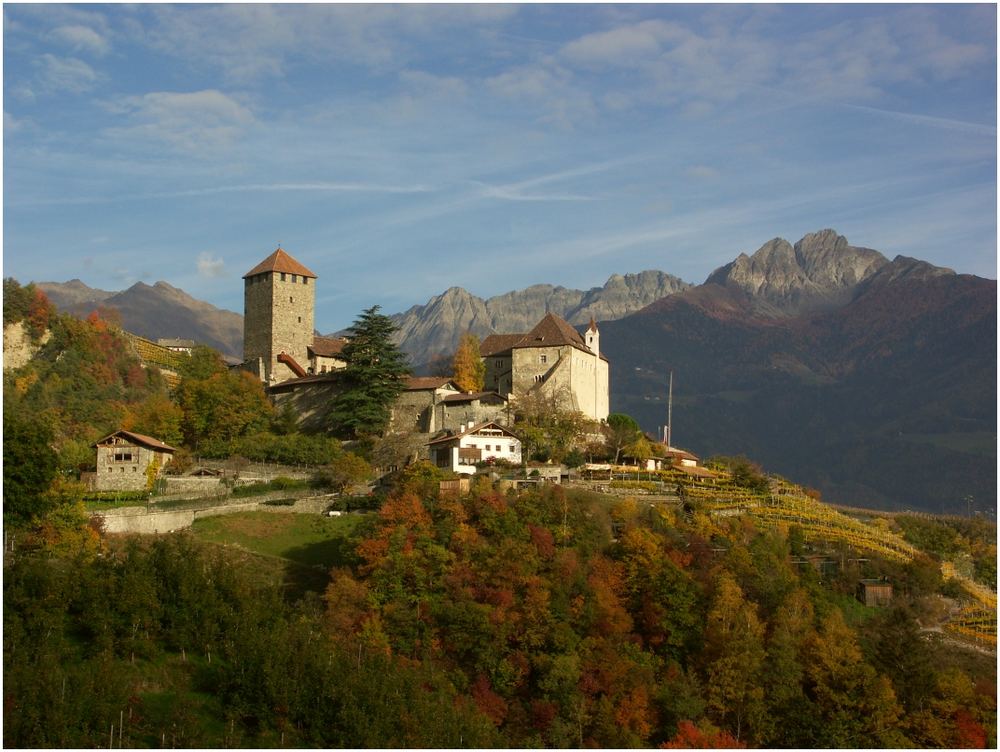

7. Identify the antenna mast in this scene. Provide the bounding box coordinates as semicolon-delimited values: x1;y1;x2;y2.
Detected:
665;370;673;448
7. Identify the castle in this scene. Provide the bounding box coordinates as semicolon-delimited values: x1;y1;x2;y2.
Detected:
242;247;609;424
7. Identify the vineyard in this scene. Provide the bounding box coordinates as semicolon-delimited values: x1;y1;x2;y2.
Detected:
121;331;185;387
610;462;997;647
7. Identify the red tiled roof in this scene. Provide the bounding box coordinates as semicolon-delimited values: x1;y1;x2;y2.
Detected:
309;336;348;358
243;248;317;279
403;376;460;391
482;313;607;360
93;429;177;452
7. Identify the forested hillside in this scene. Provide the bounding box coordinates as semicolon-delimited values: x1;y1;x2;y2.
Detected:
4;472;996;748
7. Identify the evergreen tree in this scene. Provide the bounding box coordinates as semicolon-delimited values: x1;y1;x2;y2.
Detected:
328;305;410;438
452;332;485;392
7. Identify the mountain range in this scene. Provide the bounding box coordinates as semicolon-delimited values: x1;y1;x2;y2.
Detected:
30;229;995;513
35;279;244;360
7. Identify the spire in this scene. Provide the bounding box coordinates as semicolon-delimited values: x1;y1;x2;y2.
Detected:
588;316;598;332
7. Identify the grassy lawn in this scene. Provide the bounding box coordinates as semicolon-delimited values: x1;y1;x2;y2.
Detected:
190;511;365;570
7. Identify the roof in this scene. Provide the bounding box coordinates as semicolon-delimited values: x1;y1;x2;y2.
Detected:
481;313;608;360
427;420;520;446
309;336;348;358
403;376;460;392
481;333;524;357
664;446;700;462
93;429;177;453
440;391;507;404
268;372;341;391
676;464;716;478
243;247;317;279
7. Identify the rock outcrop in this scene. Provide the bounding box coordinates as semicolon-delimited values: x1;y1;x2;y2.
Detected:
705;229;888;315
388;271;690;363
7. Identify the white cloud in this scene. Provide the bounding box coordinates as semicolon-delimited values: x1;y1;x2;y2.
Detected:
197;252;226;278
104;90;254;153
36;53;99;93
398;70;469;100
561;19;682;67
50;25;110;56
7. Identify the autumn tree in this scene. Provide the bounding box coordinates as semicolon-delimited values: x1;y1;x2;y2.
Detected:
328;305;411;438
451;332;486;392
513;388;596;463
699;573;765;743
176;362;274;450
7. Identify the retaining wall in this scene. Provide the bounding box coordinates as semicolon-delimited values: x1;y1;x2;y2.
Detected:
93;493;337;535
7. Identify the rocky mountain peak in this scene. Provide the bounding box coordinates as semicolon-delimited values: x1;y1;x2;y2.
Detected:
705;230;889;316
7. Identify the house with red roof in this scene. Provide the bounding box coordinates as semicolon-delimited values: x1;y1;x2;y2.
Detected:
481;312;609;421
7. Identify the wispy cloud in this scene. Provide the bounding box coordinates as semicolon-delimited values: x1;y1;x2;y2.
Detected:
196;252;226;278
35;53;99;93
49;24;109;56
103;89;254;153
838;103;996;137
6;181;433;207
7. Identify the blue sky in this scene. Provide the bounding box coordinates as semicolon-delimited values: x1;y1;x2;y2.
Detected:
4;3;996;333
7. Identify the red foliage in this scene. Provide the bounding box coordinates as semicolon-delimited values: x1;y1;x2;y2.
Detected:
660;720;745;749
530;699;557;732
529;524;556;559
954;709;987;748
470;674;508;726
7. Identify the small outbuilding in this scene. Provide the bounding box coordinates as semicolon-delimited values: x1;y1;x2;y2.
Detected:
91;429;176;492
856;578;893;607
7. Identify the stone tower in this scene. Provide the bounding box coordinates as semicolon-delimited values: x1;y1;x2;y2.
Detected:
243;247;317;384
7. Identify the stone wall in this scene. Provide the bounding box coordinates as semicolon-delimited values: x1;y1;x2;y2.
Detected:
94;493;338;535
93;444;171;492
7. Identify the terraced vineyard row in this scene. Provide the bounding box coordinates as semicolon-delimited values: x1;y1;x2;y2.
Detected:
121;331;184;387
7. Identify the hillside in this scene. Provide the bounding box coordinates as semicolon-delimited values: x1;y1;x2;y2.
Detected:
603;255;996;514
36;279;243;360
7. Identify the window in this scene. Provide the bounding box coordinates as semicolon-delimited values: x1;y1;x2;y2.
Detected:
298;316;302;323
291;274;297;283
290;296;294;303
113;451;134;462
540;354;547;364
509;445;515;453
281;272;286;281
303;277;308;285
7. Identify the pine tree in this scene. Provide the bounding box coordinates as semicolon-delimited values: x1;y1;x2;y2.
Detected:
452;333;485;392
328;305;411;438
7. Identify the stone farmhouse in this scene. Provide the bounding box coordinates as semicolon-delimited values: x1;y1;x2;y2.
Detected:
89;429;176;492
427;421;523;475
481;312;610;422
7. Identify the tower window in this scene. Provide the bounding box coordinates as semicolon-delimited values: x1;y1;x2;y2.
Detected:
303;277;308;285
280;272;286;281
298;316;302;323
291;274;297;283
290;296;294;303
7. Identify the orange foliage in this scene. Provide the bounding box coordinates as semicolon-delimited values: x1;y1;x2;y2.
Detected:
470;674;508;726
615;685;655;739
660;720;745;749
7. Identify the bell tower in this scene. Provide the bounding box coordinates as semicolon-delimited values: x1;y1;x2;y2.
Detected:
242;247;316;384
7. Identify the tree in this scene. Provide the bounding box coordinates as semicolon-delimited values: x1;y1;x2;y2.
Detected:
3;412;60;523
328;306;411;438
700;574;765;743
452;333;486;392
604;414;641;464
176;369;274;449
513;388;596;463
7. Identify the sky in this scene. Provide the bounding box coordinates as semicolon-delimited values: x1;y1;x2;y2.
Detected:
3;2;996;334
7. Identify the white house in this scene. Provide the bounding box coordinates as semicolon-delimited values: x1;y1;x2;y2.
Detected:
427;421;522;475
